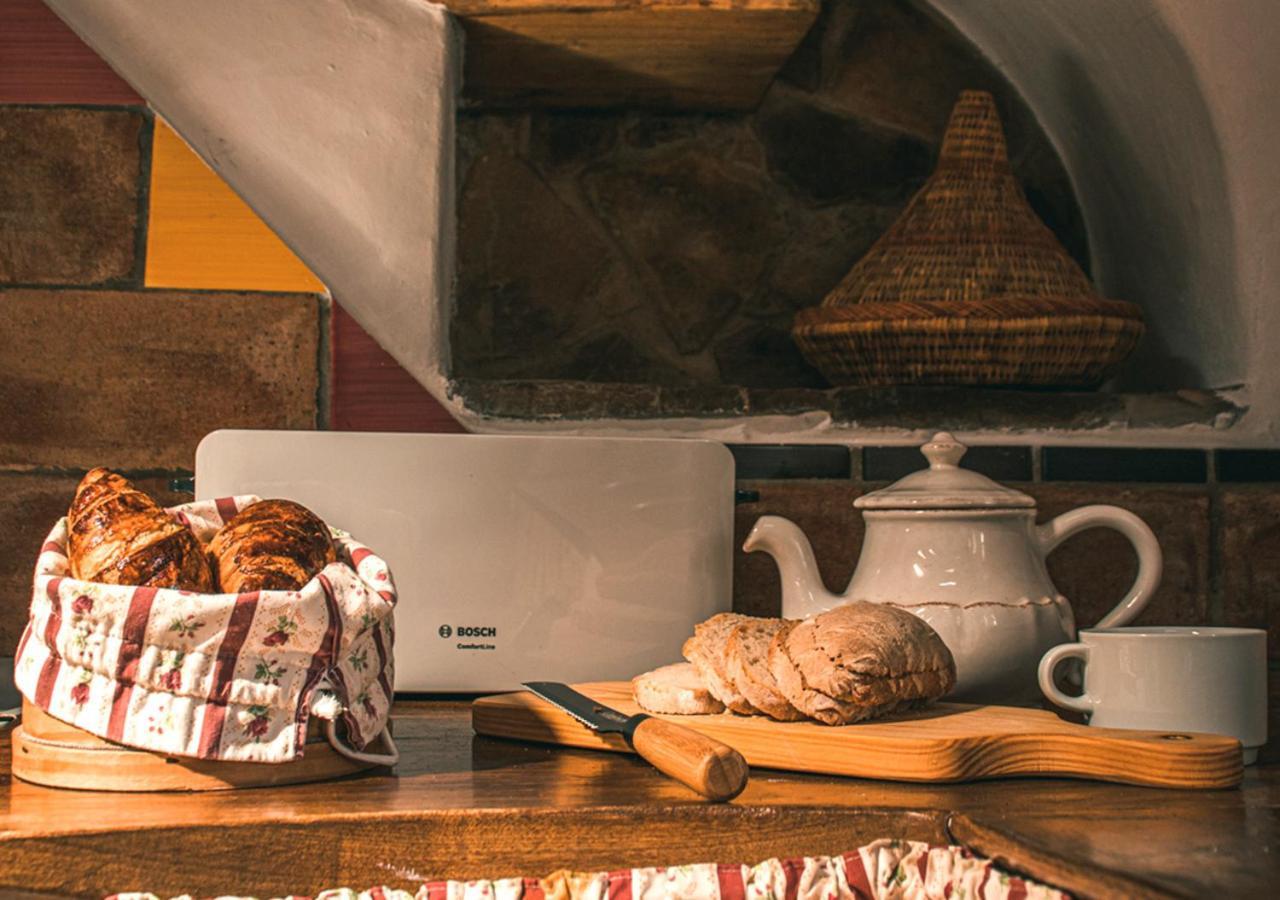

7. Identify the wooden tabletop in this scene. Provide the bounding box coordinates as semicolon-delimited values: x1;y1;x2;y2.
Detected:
0;700;1276;898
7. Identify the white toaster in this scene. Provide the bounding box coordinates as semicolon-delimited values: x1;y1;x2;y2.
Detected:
195;430;734;692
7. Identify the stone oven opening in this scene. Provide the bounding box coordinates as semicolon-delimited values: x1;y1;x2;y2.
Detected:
443;0;1244;435
449;2;1072;410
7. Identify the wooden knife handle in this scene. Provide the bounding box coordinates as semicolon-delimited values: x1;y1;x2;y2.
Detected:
628;716;749;802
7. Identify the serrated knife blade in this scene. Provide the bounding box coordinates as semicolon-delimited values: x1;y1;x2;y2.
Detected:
523;681;643;736
521;681;749;802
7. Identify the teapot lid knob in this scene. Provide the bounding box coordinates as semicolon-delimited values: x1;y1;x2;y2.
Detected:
922;432;967;469
857;431;1034;510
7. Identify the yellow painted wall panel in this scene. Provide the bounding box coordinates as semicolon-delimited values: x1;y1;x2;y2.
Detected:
145;120;324;292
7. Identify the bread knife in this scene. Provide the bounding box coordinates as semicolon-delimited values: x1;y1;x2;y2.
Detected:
522;681;749;802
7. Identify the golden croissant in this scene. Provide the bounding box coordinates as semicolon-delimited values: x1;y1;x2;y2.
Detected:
67;468;215;591
208;499;335;594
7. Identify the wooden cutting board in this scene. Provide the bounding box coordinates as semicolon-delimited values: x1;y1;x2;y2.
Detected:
472;682;1244;790
11;700;382;792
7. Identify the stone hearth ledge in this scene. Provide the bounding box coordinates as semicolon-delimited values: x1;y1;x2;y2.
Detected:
448;378;1247;446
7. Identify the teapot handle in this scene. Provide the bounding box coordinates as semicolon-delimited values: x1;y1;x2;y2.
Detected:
1035;505;1162;628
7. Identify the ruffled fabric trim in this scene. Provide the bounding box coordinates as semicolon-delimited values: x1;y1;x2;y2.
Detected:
107;839;1069;900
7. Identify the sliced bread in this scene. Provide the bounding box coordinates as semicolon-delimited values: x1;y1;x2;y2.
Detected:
632;662;725;715
682;612;755;714
725;618;806;721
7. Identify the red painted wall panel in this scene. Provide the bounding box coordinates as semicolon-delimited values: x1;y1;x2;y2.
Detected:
330;304;466;433
0;0;142;104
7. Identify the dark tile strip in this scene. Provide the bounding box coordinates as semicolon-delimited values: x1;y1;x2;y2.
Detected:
728;444;851;480
1207;490;1225;626
131;109;155;288
1216;449;1280;483
316;295;331;429
863;445;1032;482
1042;447;1207;483
0;466;194;479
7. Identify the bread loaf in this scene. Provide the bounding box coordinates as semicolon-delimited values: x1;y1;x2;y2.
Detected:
632;662;725;715
66;468;215;591
769;602;955;725
208;499;335;593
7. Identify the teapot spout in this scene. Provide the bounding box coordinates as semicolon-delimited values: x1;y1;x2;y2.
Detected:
743;515;841;619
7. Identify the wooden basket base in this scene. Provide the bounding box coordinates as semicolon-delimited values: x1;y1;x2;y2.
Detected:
11;699;384;792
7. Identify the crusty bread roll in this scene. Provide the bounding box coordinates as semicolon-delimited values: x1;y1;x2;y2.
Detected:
767;620;870;725
632;662;725;715
208;499;335;594
726;618;805;722
681;612;755;714
769;602;955;725
67;468;215;591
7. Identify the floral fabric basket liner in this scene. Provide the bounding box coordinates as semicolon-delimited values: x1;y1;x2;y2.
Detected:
14;495;398;766
111;839;1069;899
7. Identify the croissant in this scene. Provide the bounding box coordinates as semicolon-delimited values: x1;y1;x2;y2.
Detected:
67;468;216;591
208;499;335;594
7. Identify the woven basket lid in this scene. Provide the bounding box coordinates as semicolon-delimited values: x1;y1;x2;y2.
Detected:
806;90;1138;321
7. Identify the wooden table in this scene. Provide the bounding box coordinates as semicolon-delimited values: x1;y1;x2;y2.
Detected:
0;701;1276;898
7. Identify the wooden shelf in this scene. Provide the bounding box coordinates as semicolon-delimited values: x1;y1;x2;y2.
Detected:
445;0;821;110
1;702;1277;897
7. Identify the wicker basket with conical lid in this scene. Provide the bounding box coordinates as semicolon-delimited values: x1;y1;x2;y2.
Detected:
792;90;1144;387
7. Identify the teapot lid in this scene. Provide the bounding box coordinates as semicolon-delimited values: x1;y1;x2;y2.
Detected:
855;432;1035;510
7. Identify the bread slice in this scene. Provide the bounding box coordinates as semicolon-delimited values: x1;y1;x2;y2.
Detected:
725;618;805;721
632;663;725;715
681;612;755;714
771;602;956;725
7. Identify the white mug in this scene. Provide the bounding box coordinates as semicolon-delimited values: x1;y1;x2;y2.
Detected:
1039;627;1268;764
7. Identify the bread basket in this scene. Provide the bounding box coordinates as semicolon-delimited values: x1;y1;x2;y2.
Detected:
792;90;1145;387
11;494;398;790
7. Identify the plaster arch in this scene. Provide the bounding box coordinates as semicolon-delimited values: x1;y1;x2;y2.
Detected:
925;0;1277;423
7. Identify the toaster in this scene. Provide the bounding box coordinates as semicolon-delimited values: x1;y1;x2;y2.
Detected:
195;430;734;691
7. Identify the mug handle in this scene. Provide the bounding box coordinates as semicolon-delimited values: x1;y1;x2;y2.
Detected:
1036;505;1162;628
1038;642;1094;713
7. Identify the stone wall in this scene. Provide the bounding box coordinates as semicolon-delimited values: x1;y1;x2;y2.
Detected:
451;0;1089;391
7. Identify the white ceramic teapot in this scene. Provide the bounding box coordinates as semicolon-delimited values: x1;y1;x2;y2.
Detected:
743;432;1162;703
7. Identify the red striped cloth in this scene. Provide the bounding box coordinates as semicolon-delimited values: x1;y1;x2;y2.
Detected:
14;495;397;764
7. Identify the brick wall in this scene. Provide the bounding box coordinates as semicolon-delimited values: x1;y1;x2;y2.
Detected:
0;0;461;653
